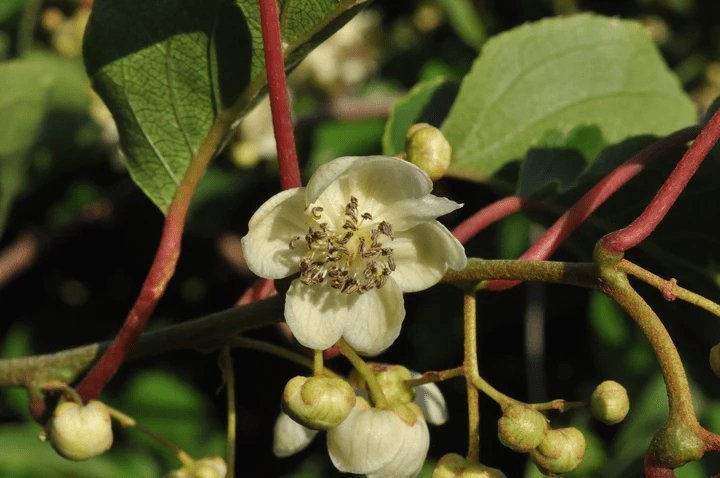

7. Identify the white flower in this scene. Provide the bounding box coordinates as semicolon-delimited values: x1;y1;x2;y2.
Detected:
410;372;448;426
327;399;430;478
241;156;466;355
272;412;318;458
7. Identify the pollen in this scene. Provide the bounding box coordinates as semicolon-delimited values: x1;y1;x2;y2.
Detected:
290;196;395;294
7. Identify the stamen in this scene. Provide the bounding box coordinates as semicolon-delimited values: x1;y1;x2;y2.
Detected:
311;206;324;219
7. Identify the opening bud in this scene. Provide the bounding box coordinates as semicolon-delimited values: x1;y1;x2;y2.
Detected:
497;403;548;453
351;363;415;405
48;400;114;461
405;123;452;181
590;380;629;425
531;427;585;476
432;453;507;478
164;456;227;478
282;376;356;430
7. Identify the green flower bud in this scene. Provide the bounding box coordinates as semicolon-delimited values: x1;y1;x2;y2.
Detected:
497;403;548;452
405;123;452;181
531;427;585;476
48;400;113;461
164;456;227;478
349;364;415;405
282;376;356;430
709;343;720;378
432;453;507;478
590;380;630;425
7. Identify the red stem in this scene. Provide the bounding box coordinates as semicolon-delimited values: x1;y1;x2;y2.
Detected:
644;453;677;478
601;110;720;254
237;278;276;306
452;196;528;244
259;0;301;190
484;126;701;291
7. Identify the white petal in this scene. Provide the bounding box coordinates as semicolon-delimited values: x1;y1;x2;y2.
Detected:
241;188;308;279
327;406;406;474
390;222;467;293
377;194;463;231
411;372;448;426
285;280;348;351
272;412;318;458
342;280;405;356
366;417;429;478
307;156;433;219
380;195;463;231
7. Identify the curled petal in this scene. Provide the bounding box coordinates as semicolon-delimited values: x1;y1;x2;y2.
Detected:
411;372;448;426
285;280;348;351
241;188;308;279
343;280;405;356
391;222;467;293
378;195;463;232
272;412;318;458
307;156;433;218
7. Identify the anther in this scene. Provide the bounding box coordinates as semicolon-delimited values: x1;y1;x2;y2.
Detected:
311;206;324;219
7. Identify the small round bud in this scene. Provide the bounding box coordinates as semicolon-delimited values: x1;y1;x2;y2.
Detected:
432;453;507;478
48;400;113;461
709;343;720;378
282;376;356;430
405;123;452;181
531;427;585;476
164;456;227;478
497;403;548;453
590;380;630;425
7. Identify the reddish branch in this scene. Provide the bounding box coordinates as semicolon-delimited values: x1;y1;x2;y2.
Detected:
483;125;701;291
601;109;720;254
259;0;301;190
452;196;528;244
237;278;276;305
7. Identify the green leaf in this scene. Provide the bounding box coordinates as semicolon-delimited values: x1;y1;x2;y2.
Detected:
441;14;696;183
436;0;486;50
0;59;52;236
85;0;369;212
381;76;458;156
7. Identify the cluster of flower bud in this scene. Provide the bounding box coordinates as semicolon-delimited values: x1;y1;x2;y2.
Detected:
496;403;585;476
432;453;507;478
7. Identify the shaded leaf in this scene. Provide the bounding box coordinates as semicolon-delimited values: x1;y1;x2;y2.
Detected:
85;0;369;212
0;59;52;236
382;76;458;156
442;14;696;183
436;0;486;50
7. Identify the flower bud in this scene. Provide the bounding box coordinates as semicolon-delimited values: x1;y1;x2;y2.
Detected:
405;123;452;181
164;456;227;478
432;453;507;478
709;343;720;378
590;380;629;425
282;376;356;430
531;427;585;476
351;364;415;405
497;403;548;453
48;400;113;461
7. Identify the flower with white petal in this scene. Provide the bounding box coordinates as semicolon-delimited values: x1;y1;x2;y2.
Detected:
327;398;430;478
410;371;448;426
241;156;466;355
273;411;318;458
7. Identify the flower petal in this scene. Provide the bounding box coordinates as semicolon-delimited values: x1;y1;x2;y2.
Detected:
380;195;463;231
391;222;467;293
411;372;448;426
285;280;349;351
307;156;433;218
241;188;308;279
366;417;429;478
327;406;405;474
342;279;405;356
272;412;318;458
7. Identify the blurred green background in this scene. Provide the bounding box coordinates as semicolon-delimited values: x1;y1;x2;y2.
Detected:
2;0;720;476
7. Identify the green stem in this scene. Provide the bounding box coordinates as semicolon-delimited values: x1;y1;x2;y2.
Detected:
617;259;720;318
231;336;340;378
404;367;464;388
600;268;696;424
466;376;481;462
531;399;586;412
444;259;598;290
336;339;388;408
220;347;236;478
463;288;514;407
463;289;481;461
313;349;324;376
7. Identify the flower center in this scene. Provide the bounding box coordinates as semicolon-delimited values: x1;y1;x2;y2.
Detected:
290;196;395;294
